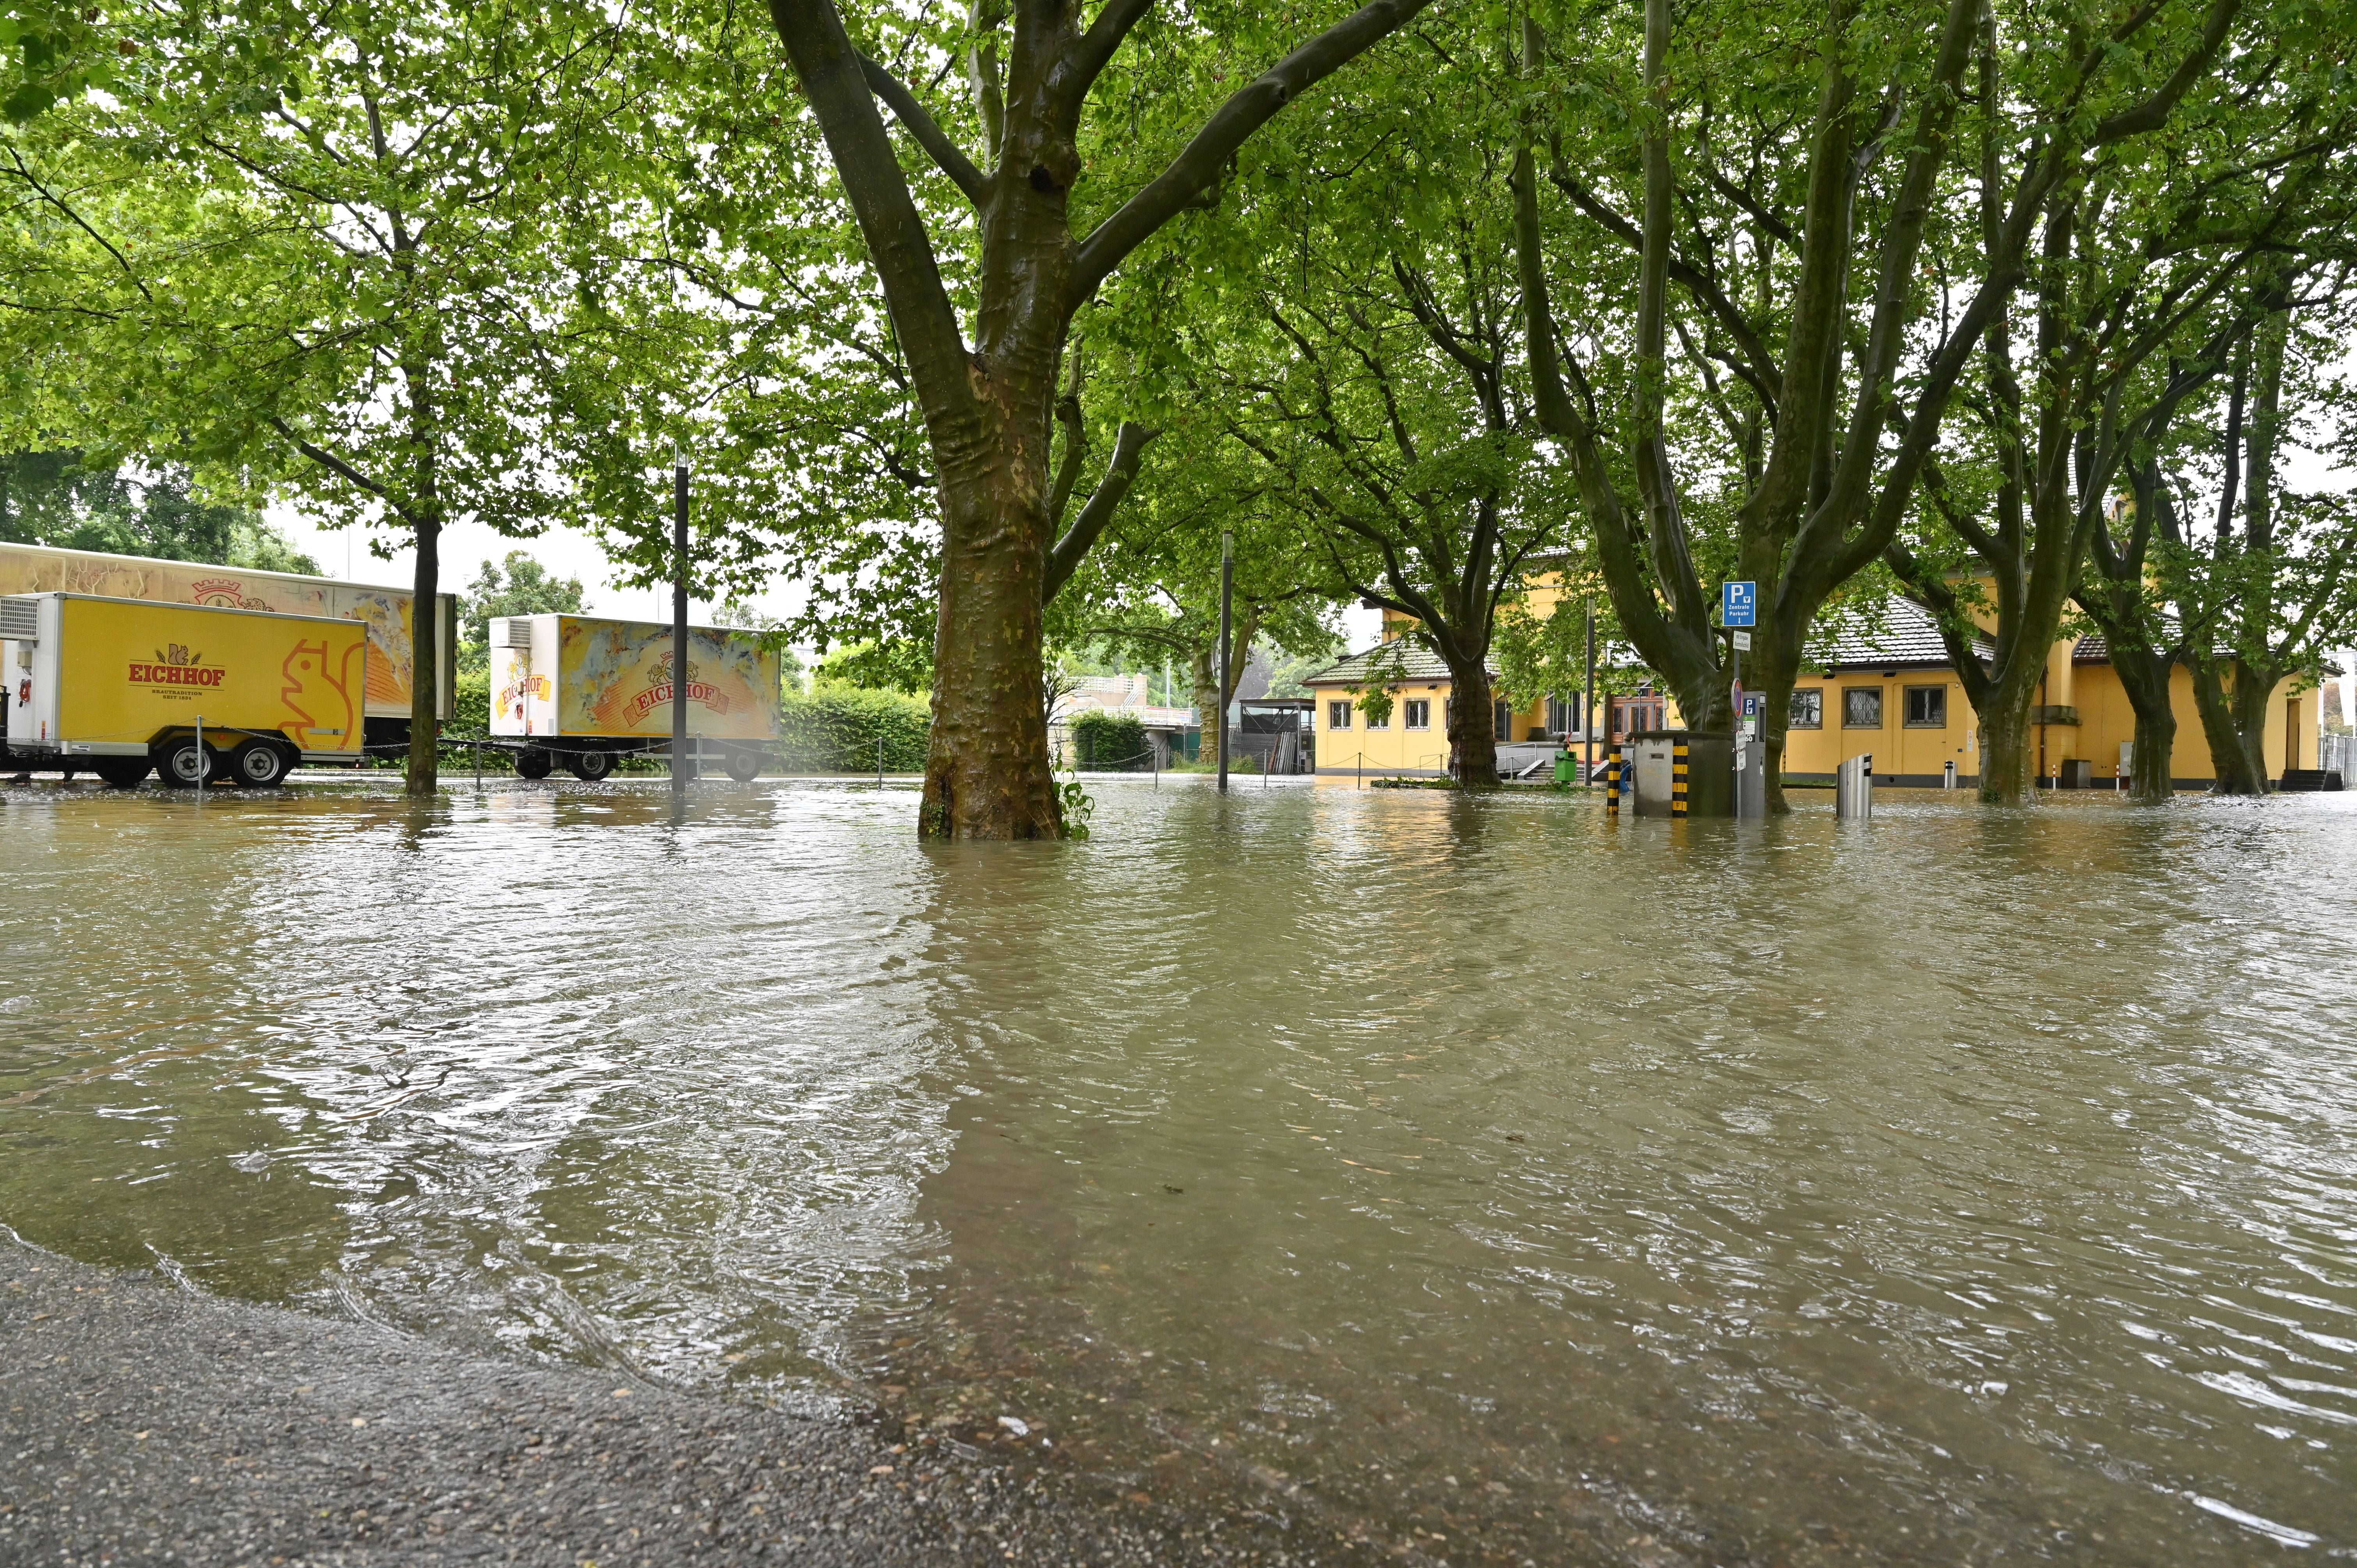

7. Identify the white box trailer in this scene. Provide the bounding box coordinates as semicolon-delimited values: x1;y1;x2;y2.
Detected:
488;614;787;781
4;592;370;786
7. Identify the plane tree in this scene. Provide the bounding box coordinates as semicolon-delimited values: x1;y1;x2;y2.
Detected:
2160;268;2357;791
1511;0;2256;810
1882;5;2357;802
1168;79;1568;787
763;0;1444;837
2;0;649;793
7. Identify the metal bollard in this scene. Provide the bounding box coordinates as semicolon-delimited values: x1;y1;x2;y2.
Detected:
1836;754;1873;819
1605;743;1624;817
1943;759;1956;790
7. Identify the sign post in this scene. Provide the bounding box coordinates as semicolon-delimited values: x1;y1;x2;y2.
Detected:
1721;582;1756;812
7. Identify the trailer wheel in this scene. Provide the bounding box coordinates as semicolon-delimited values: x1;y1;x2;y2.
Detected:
154;737;215;788
723;749;764;782
515;747;553;780
565;749;615;782
231;740;294;787
94;758;152;788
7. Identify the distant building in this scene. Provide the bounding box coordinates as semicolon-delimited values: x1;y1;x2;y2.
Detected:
1305;592;2323;788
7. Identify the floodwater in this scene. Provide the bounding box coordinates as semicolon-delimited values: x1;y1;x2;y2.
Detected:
4;777;2355;1565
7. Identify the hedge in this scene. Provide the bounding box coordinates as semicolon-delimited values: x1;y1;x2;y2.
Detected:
777;686;932;773
1069;709;1150;770
440;674;932;775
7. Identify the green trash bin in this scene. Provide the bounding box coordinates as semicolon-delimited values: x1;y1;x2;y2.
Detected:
1553;751;1576;784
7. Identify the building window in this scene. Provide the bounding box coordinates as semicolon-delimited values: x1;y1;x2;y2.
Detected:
1843;687;1884;728
1327;699;1353;730
1547;693;1584;736
1904;685;1947;728
1404;699;1431;730
1789;688;1823;729
1366;701;1390;731
1493;698;1512;741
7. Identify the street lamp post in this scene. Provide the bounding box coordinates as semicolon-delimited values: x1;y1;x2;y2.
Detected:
1217;531;1233;794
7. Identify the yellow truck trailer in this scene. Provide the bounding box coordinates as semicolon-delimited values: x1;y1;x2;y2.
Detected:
0;540;454;754
3;593;369;786
489;613;786;780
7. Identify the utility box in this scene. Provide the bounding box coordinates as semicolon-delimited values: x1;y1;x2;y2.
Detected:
4;592;368;784
1735;738;1767;819
1625;730;1739;817
1627;732;1679;817
2058;758;2094;789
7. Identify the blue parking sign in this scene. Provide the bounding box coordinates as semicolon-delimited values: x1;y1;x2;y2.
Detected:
1722;580;1757;627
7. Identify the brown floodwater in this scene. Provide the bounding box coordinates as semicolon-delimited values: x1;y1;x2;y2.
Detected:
3;776;2353;1563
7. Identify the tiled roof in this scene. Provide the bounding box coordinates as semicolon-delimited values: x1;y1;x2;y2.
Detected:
1301;640;1472;686
2073;612;2197;664
1311;597;1999;687
1811;597;1994;670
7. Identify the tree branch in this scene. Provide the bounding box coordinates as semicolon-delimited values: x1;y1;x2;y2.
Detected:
769;0;976;438
1068;0;1435;303
1044;422;1159;601
859;54;988;206
1057;0;1155;111
2092;0;2244;145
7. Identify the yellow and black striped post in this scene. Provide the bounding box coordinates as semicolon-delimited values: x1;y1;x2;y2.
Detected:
1605;743;1623;816
1671;739;1689;817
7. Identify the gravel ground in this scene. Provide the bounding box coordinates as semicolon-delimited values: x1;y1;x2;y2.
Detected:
0;1237;1392;1567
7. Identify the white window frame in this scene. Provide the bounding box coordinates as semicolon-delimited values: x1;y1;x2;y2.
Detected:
1404;699;1432;731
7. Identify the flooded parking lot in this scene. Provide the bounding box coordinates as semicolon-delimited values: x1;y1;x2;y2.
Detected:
4;777;2353;1563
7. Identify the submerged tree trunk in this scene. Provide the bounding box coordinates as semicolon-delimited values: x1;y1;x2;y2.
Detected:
1978;703;2037;804
2192;658;2270;793
402;353;442;797
923;446;1065;838
406;515;440;795
1447;661;1499;786
2111;648;2180;802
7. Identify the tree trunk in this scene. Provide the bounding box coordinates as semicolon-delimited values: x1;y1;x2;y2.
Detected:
2191;657;2268;793
1189;644;1218;766
2111;650;2180;802
1447;662;1499;786
401;352;442;797
1979;708;2035;804
921;464;1064;838
406;514;440;795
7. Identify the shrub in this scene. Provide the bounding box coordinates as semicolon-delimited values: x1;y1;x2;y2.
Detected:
1069;709;1149;770
778;686;932;773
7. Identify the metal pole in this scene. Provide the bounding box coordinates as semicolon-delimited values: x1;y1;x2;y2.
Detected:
194;714;203;791
671;450;690;792
878;735;884;788
1583;602;1596;785
1217;531;1233;794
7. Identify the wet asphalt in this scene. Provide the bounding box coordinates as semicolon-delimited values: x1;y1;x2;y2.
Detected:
0;1238;1392;1567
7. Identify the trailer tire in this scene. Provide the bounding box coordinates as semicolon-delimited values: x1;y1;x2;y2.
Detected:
565;749;615;782
154;737;215;788
515;747;553;780
723;749;764;782
94;758;152;788
230;739;294;787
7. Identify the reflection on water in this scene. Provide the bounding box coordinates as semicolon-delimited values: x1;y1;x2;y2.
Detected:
4;778;2355;1561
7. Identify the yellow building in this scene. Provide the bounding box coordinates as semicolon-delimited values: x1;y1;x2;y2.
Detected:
1306;595;2321;787
1779;599;2320;787
1302;635;1674;777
